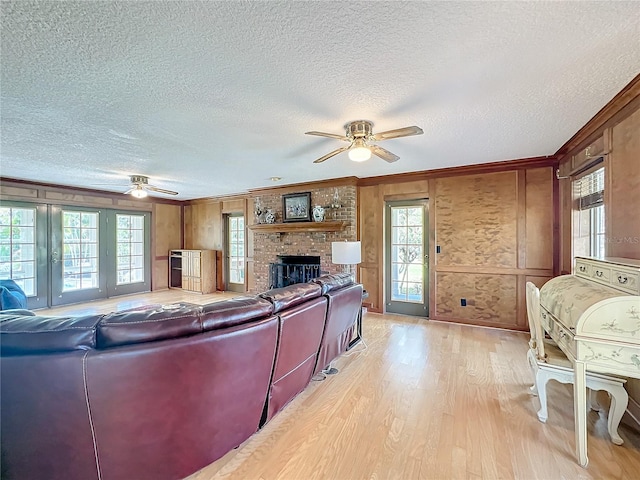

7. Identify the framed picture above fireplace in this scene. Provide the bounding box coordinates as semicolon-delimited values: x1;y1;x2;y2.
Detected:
282;192;311;222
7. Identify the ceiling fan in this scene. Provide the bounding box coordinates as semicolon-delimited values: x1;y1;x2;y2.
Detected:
124;175;178;198
305;120;423;164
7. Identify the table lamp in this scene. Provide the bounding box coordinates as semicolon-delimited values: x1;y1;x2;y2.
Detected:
331;241;361;280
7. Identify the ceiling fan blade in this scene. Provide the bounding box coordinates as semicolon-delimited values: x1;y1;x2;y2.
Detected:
305;131;350;142
124;187;135;195
372;126;423;141
370;145;400;163
146;185;179;195
313;146;351;164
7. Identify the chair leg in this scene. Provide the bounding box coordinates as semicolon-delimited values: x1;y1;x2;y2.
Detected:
527;349;539;396
606;384;628;446
536;370;549;423
587;388;598;412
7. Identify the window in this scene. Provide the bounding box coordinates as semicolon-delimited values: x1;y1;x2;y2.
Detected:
62;210;99;291
573;167;605;259
0;206;37;296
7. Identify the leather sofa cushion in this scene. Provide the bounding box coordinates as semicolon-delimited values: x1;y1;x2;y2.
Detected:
0;314;102;355
259;283;322;313
201;296;274;331
312;273;354;294
98;305;202;349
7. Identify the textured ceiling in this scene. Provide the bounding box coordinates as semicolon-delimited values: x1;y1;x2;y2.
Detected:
1;1;639;200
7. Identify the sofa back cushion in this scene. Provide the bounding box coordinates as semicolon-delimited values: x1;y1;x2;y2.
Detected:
0;314;102;355
312;273;354;294
314;282;363;375
259;283;322;313
200;296;274;331
97;305;202;349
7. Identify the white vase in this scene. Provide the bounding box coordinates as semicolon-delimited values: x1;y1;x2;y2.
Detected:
312;205;325;222
265;209;276;224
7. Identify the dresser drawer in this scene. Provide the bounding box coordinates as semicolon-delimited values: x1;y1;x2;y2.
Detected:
540;307;554;334
575;259;592;279
553;320;576;359
541;307;576;359
591;265;611;283
612;268;640;295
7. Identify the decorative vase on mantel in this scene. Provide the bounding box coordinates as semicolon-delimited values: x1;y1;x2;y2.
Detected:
312;205;325;222
264;209;276;224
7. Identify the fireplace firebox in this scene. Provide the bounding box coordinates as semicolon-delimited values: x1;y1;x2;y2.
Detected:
269;255;322;289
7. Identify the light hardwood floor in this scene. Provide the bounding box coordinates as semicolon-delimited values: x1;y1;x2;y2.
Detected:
38;292;640;479
38;289;238;316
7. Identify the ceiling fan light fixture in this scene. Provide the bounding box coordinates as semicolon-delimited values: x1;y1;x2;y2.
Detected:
348;139;371;162
130;185;148;198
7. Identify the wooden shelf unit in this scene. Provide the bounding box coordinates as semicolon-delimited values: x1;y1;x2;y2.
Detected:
169;249;217;294
248;221;347;234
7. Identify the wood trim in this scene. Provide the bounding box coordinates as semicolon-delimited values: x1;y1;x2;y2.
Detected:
356;156;555;187
248;221;347;233
186;193;249;206
555;73;640;159
429;315;529;332
428;179;437;319
247;177;359;196
552;162;561;277
434;265;553;276
517;170;527;269
0;177;183;206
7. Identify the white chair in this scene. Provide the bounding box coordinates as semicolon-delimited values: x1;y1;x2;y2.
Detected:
525;282;628;445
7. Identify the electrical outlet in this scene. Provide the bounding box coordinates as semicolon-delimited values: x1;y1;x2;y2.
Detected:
460;298;467;307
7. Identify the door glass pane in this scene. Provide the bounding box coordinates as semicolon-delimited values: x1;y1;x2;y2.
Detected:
0;206;38;296
62;210;99;292
116;214;146;286
228;215;245;286
390;206;424;303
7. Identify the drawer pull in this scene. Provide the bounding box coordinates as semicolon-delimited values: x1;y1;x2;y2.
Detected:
596;270;603;277
579;265;587;273
618;275;628;284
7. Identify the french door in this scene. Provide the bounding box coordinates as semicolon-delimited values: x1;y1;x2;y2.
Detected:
1;201;150;308
225;214;245;292
50;207;107;305
385;200;429;317
0;202;48;309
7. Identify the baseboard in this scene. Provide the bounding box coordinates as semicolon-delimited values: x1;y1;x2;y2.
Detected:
623;396;640;431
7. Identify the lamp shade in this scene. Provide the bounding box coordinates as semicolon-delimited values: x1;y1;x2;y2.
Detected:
331;241;362;265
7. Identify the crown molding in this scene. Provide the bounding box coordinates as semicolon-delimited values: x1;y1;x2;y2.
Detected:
355;156;557;187
555;73;640;159
247;176;359;196
0;177;183;206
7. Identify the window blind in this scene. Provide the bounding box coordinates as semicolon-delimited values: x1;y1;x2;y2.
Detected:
574;167;604;210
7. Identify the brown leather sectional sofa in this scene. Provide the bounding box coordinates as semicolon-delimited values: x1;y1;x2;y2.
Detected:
0;273;363;480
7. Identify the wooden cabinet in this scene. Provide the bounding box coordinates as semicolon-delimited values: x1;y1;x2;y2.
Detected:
169;249;217;294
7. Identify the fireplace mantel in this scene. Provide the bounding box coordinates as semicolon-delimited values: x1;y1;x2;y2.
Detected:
248;221;347;233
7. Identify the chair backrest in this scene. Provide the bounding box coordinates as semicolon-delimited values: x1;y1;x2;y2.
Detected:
525;281;546;361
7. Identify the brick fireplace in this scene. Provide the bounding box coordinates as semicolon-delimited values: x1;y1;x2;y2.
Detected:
250;185;357;293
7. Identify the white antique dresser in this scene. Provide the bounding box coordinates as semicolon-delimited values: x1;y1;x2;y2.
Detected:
539;256;640;467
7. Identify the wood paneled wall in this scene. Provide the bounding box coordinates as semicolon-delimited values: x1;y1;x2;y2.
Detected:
607;106;640;259
152;203;182;290
183;197;247;290
358;168;554;331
